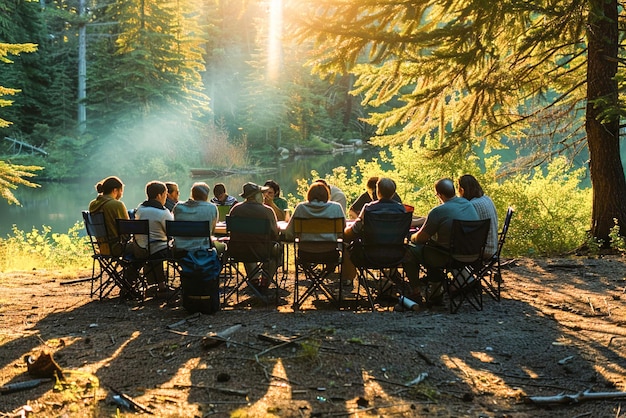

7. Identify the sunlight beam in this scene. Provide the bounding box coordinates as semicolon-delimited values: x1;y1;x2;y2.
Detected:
267;0;283;82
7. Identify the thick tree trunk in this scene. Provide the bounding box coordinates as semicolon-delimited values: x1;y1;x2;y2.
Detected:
585;0;626;242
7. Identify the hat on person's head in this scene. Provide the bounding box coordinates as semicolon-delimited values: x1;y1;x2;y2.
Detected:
240;182;269;199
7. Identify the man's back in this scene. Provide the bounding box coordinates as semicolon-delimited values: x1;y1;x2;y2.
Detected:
230;201;278;241
135;204;174;254
421;196;479;248
173;200;218;250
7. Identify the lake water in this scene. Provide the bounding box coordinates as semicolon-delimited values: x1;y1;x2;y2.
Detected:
0;149;378;236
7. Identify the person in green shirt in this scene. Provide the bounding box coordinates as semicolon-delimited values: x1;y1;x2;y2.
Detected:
263;179;288;221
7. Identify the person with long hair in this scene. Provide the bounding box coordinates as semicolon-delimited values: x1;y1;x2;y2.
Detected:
458;174;498;258
88;176;129;256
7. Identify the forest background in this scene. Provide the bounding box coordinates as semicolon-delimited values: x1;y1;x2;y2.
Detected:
1;0;626;271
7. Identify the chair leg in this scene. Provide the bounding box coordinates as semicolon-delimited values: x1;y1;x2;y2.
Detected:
355;269;376;311
481;268;502;301
222;260;273;306
446;267;483;313
293;262;339;310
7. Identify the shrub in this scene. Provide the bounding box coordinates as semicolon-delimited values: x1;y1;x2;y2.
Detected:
297;147;592;257
0;222;91;272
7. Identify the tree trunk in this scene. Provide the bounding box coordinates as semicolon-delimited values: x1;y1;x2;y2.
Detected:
585;0;626;242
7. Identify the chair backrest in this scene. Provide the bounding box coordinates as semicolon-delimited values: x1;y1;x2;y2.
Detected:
83;210;107;240
217;205;231;222
166;220;212;238
116;218;150;253
495;207;514;258
83;210;115;255
359;211;412;266
362;211;412;246
293;217;344;255
293;217;345;240
166;220;213;251
449;219;491;263
225;215;273;261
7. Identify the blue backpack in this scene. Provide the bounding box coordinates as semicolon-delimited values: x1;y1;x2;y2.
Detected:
179;248;221;279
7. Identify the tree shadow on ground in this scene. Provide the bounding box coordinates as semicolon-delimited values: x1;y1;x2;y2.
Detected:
1;259;625;417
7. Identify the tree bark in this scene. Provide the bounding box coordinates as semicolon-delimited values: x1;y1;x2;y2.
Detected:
585;0;626;242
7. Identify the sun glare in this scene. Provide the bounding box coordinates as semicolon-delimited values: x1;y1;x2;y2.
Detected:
267;0;283;82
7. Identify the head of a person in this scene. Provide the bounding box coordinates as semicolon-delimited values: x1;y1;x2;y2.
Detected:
435;178;456;201
307;181;330;203
165;182;179;202
366;176;379;199
458;174;484;200
263;180;281;199
315;178;329;188
146;181;167;204
240;182;268;203
376;177;396;200
191;182;210;202
95;176;124;199
213;183;227;202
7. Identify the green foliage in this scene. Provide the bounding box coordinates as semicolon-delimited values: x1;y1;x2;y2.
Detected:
288;0;590;152
493;158;591;256
0;223;90;272
299;149;591;256
298;339;321;362
609;219;626;253
0;160;42;205
288;0;626;243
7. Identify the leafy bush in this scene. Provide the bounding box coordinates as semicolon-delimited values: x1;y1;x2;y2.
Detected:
297;145;592;257
492;158;591;256
0;222;91;272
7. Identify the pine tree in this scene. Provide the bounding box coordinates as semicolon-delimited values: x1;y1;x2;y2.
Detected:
0;42;42;204
87;0;208;133
287;0;626;242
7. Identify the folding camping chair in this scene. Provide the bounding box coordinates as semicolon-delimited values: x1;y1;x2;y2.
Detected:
350;211;412;310
116;218;166;300
434;219;490;313
222;216;281;306
479;207;514;301
82;211;129;299
291;217;345;310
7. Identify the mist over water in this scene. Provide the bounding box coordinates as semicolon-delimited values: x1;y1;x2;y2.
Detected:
0;150;376;236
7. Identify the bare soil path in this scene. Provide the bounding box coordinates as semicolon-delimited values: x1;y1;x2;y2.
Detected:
1;256;626;417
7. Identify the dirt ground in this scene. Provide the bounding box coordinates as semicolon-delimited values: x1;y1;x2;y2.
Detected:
1;256;626;418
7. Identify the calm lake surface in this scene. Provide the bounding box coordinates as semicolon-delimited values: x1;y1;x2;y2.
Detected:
0;149;378;236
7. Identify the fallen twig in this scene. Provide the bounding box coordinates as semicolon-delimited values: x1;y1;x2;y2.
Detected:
416;350;435;365
202;324;243;349
172;384;248;397
526;389;626;405
166;312;201;329
0;378;52;395
167;329;257;350
109;386;154;414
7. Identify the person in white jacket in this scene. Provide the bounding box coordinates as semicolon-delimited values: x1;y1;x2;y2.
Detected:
134;181;174;294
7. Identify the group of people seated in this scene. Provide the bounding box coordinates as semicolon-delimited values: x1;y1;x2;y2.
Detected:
87;177;290;295
88;172;498;308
